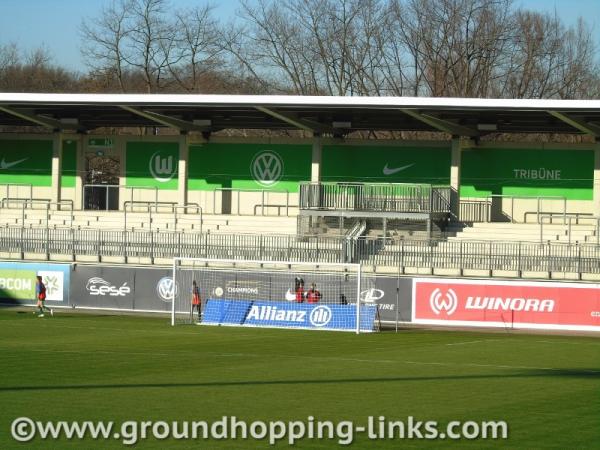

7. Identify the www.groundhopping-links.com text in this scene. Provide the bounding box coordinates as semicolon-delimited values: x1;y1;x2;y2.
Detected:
11;416;508;445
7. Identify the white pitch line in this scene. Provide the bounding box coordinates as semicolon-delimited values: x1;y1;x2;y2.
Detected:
446;339;504;346
536;340;600;347
13;348;599;374
0;321;261;339
403;360;600;374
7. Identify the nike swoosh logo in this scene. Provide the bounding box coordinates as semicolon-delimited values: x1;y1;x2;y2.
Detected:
0;157;28;169
285;289;296;301
383;163;415;175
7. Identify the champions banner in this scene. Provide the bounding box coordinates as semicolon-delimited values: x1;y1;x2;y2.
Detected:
413;278;600;332
202;299;378;332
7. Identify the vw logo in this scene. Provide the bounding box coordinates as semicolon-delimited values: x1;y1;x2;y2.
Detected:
149;151;177;182
309;305;332;327
360;288;385;303
251;151;284;186
429;288;458;315
157;277;178;302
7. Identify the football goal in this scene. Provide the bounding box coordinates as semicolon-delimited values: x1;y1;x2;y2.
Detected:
171;258;379;333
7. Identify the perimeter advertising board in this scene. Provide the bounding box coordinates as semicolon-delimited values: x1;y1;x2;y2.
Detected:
413;278;600;332
0;261;70;305
70;265;174;312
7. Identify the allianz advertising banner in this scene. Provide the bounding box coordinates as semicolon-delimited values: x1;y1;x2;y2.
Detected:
202;299;378;332
413;278;600;332
0;261;70;304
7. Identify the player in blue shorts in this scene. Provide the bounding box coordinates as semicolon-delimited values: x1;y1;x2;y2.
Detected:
35;275;53;317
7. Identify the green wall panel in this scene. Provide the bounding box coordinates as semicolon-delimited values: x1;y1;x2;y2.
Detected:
120;140;596;201
461;148;594;200
61;139;77;188
0;140;52;186
126;141;179;190
322;145;451;184
188;143;311;192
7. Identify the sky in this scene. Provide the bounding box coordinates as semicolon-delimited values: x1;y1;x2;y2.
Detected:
0;0;599;73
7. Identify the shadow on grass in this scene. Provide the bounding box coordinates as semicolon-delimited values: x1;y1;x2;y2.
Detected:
0;369;597;392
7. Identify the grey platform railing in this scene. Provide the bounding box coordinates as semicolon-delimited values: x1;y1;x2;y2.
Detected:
299;182;451;213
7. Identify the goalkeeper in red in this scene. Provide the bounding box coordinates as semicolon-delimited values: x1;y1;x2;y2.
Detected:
191;280;202;323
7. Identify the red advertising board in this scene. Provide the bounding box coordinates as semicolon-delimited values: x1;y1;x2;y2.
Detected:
413;278;600;332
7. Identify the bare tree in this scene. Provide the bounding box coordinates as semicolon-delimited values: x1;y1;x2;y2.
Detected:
502;11;598;99
225;0;318;94
0;43;19;70
169;4;221;92
389;0;515;97
81;0;132;91
123;0;175;92
76;0;600;99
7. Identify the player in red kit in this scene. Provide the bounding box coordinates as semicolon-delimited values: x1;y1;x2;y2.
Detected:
307;283;322;303
295;277;305;303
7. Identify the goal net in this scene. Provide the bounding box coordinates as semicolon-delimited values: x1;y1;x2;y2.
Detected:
171;258;378;333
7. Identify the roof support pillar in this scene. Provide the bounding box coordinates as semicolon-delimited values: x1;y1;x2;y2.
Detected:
311;134;322;183
51;130;62;206
594;141;600;218
450;137;463;221
178;132;189;207
75;135;86;210
118;136;127;211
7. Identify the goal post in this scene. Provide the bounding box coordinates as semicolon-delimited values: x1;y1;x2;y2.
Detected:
171;257;378;333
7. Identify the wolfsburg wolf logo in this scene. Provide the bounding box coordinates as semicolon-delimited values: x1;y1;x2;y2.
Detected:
149;151;177;182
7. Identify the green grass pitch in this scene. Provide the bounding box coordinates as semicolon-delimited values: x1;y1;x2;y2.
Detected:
0;309;598;449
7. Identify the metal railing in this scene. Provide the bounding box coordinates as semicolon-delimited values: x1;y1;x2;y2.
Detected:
1;224;600;277
83;185;173;211
207;188;293;216
299;182;451;214
125;186;160;205
487;194;567;224
356;236;600;275
344;220;367;262
123;201;202;233
539;214;600;245
0;227;345;264
0;199;73;228
0;183;33;203
459;199;490;222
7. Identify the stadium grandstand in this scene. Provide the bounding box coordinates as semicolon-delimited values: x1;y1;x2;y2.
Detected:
0;93;600;331
0;94;599;275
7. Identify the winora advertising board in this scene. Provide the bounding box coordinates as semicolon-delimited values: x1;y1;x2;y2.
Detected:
413;278;600;332
0;261;70;305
